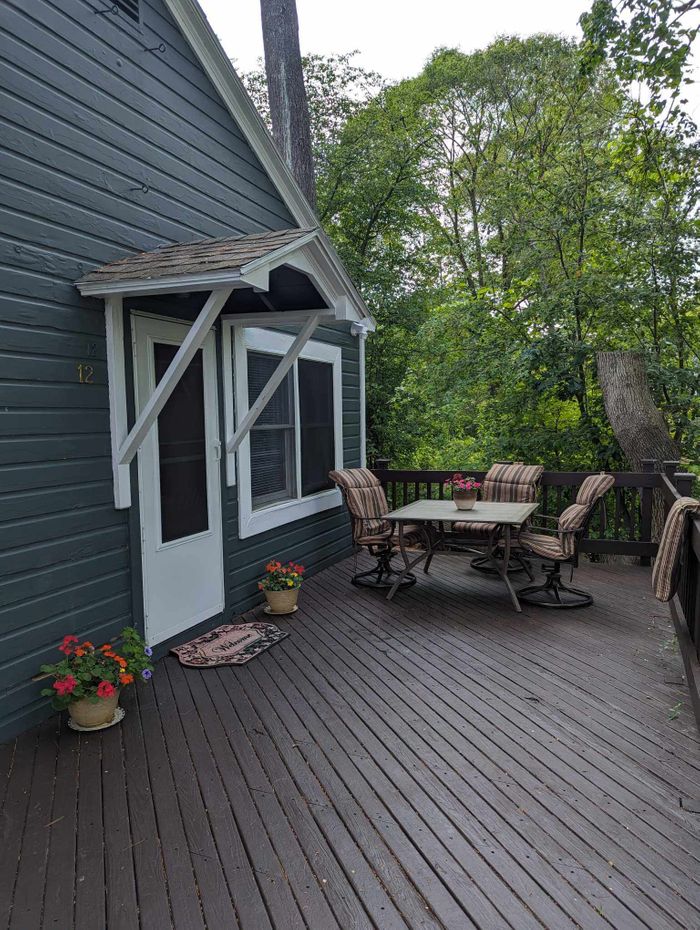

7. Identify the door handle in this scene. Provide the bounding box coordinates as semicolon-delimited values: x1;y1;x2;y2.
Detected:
213;439;222;461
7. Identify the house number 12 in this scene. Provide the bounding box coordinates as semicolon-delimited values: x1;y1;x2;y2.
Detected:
77;363;95;384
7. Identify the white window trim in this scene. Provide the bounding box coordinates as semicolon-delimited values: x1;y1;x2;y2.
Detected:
223;324;343;539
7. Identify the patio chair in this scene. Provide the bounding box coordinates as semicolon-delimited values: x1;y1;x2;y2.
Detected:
652;496;700;602
453;462;544;575
516;472;615;608
329;467;420;589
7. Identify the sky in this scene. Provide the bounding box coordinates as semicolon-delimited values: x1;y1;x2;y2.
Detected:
199;0;700;118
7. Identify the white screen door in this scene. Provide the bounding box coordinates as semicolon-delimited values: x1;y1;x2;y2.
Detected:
132;315;224;645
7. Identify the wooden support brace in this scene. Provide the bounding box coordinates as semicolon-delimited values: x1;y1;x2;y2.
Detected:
118;287;233;467
226;312;321;455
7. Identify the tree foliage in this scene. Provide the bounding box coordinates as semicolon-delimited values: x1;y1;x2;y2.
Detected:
244;34;700;472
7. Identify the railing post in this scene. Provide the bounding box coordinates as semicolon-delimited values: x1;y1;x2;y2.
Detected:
374;456;390;470
639;459;656;566
662;462;681;519
674;472;697;498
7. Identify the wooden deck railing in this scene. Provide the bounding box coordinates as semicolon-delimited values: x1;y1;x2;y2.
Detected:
658;465;700;649
372;458;696;564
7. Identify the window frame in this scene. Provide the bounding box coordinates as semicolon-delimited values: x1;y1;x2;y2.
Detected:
225;325;343;539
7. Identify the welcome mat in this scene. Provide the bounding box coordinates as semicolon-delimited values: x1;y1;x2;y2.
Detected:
171;622;289;667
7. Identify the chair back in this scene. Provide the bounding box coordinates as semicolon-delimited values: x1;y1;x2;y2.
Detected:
329;468;391;542
652;497;700;602
556;473;615;557
482;462;544;503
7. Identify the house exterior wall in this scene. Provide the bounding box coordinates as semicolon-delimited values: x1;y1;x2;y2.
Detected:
0;0;357;741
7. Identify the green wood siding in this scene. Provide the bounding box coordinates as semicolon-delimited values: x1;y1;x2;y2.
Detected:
0;0;359;741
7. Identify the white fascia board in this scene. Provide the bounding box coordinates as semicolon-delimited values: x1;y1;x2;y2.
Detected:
163;0;375;327
77;270;244;298
239;229;320;277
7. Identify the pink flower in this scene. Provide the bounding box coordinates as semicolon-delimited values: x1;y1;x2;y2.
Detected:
53;675;77;696
58;634;79;655
96;681;116;699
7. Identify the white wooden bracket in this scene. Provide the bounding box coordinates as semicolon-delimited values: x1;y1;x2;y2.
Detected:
226;312;321;455
105;295;131;509
118;287;233;467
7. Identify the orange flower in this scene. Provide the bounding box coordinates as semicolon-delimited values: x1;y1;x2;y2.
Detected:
82;641;93;648
100;644;111;652
119;673;134;685
117;658;127;668
75;648;85;657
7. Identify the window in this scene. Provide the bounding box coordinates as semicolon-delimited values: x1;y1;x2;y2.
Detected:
247;352;296;509
299;359;335;496
228;327;343;538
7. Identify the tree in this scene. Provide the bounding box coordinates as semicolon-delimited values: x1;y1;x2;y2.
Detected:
597;351;681;468
243;43;700;472
259;0;316;208
580;0;700;122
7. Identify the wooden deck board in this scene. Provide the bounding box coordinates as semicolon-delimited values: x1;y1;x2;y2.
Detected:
2;555;700;930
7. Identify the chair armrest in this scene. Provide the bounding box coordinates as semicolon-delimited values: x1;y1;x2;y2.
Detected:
525;523;560;535
537;513;559;524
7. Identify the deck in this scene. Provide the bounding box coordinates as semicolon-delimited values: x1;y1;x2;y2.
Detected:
2;554;700;930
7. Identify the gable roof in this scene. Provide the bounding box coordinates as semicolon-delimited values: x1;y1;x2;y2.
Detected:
77;228;315;289
162;0;373;327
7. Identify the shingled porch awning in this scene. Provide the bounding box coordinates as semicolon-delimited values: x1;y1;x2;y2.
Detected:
75;227;372;509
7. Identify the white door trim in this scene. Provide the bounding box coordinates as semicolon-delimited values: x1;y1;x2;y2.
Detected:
132;313;225;645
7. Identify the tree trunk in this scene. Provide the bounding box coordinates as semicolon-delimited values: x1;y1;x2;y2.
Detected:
596;351;680;470
259;0;316;210
597;350;681;549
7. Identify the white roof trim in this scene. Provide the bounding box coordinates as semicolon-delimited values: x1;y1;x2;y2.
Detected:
163;0;374;328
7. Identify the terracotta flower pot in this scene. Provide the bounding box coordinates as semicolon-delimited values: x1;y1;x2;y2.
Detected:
68;690;120;729
453;489;478;511
264;588;299;615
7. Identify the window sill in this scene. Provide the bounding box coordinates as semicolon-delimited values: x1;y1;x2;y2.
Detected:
239;487;342;539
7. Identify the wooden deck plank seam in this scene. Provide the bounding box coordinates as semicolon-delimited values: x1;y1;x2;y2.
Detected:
318;568;700;808
273;623;614;930
220;659;442;930
288;568;700;924
276;592;688;924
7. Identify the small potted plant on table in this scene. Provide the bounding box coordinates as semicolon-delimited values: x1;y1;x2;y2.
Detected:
444;473;482;510
40;626;154;730
259;560;305;615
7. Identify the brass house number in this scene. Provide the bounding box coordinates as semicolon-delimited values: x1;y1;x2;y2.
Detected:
77;363;95;384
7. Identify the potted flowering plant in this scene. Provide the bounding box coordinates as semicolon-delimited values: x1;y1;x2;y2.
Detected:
258;560;305;615
443;473;482;510
40;626;154;730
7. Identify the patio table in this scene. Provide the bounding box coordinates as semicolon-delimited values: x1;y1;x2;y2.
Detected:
385;499;539;611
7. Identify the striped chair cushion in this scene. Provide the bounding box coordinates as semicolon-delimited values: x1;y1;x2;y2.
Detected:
453;463;543;537
518;529;567;561
482;463;544;503
557;503;590;557
452;521;499;538
576;473;615;505
652;497;700;602
345;485;391;541
329;467;381;490
359;524;422;547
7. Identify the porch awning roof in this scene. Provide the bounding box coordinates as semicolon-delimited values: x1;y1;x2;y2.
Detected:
75;227;317;296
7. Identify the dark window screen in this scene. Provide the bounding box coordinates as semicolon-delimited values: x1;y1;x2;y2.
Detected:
154;343;209;543
299;358;335;496
248;351;296;508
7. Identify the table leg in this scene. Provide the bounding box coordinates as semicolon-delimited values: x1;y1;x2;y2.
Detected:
489;524;522;612
387;521;430;601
